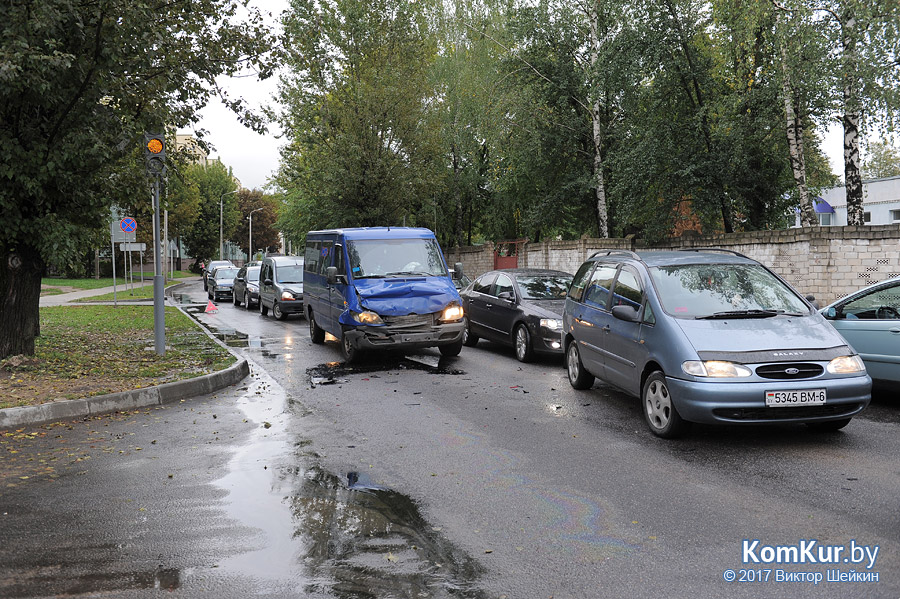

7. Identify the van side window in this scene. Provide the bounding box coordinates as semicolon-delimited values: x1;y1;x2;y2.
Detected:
333;244;345;276
584;264;618;309
318;241;333;275
569;262;594;302
305;241;321;273
611;268;643;311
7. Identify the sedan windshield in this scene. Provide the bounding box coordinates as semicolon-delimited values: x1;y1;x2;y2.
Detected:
245;268;260;283
215;268;239;280
517;275;573;300
650;263;809;318
347;238;447;279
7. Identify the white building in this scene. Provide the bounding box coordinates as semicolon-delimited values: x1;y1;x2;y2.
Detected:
796;175;900;226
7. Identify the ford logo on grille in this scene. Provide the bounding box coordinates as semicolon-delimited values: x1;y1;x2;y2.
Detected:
785;367;800;375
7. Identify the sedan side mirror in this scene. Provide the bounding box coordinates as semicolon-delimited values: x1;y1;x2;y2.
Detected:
497;291;515;302
612;305;640;322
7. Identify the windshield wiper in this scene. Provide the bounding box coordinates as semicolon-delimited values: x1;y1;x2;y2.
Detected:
385;271;434;277
696;309;780;320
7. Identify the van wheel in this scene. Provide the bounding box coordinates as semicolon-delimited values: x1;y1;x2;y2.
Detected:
273;302;287;320
309;311;325;344
341;330;359;364
439;338;463;357
462;319;479;347
566;341;594;390
514;324;534;363
643;371;690;439
260;300;269;316
806;418;852;432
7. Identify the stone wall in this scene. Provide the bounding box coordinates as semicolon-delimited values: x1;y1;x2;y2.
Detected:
449;226;900;305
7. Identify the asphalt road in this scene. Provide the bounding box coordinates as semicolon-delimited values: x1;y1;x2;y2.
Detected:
2;281;898;598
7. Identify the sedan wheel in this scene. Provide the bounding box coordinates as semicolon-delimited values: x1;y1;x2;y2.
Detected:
566;341;594;390
514;324;534;363
260;299;268;316
462;318;479;347
244;291;253;309
233;291;241;306
642;371;689;438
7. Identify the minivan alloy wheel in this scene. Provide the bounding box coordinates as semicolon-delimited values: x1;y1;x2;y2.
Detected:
566;341;594;390
643;371;689;438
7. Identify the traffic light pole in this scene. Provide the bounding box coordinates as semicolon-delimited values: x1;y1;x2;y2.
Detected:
151;175;165;356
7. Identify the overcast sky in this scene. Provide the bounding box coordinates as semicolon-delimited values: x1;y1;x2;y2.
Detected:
186;2;850;192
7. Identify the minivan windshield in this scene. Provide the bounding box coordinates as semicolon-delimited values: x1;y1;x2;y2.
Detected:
347;238;447;279
650;263;809;318
276;264;304;284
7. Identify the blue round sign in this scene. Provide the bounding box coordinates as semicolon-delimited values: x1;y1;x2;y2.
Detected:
120;218;137;233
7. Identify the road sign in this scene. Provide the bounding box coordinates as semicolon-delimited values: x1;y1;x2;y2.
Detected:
119;243;146;252
110;220;136;243
120;217;137;233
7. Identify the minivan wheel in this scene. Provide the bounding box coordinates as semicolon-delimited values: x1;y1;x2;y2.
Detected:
260;300;269;316
273;302;287;320
566;341;594;390
514;324;534;363
341;330;359;364
643;371;689;439
309;311;325;344
806;418;852;432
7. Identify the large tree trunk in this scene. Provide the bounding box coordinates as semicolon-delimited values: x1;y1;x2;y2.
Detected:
781;43;817;227
0;245;44;359
841;6;865;226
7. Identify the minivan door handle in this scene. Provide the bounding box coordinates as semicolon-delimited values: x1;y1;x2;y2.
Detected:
601;325;611;333
890;328;900;334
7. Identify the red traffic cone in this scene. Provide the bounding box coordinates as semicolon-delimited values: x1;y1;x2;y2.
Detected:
205;300;218;314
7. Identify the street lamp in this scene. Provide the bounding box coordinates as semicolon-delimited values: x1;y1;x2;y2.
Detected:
248;207;263;262
220;190;238;259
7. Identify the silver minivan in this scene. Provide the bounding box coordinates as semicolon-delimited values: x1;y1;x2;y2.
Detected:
258;255;305;321
563;249;872;438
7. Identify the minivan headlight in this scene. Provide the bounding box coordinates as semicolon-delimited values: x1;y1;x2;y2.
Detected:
281;291;297;300
352;310;384;325
440;304;464;322
826;355;866;374
682;360;752;378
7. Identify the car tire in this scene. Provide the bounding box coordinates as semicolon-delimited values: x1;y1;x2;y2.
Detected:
439;338;463;357
643;371;690;439
341;329;359;364
233;291;241;306
260;299;269;316
566;341;594;390
462;318;479;347
273;302;287;320
309;310;326;344
514;323;534;363
806;418;852;432
244;291;253;309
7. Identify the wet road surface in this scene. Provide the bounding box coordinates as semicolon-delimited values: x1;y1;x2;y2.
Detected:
2;282;899;598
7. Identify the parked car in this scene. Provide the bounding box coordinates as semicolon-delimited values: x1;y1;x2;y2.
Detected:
203;260;233;291
821;275;900;390
460;268;573;362
233;264;261;309
303;227;465;363
563;249;871;438
207;265;239;301
259;255;305;320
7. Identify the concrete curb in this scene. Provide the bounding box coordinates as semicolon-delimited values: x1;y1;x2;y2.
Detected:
1;283;249;429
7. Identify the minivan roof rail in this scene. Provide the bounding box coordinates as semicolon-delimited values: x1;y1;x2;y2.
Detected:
589;249;641;260
676;248;751;259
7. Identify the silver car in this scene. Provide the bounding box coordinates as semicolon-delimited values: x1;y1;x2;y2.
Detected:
821;276;900;390
563;249;872;438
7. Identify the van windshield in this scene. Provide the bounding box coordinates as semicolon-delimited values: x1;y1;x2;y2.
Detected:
650;263;810;318
276;264;304;283
347;238;447;279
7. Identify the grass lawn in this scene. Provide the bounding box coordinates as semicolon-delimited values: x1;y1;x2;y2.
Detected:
73;281;181;302
41;271;193;293
0;305;234;409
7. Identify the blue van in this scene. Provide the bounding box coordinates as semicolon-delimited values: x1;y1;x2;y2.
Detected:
303;228;466;363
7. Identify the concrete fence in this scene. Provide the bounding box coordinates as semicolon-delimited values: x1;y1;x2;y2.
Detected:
448;225;900;306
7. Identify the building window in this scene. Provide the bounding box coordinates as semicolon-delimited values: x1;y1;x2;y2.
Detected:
864;211;871;224
892;209;900;223
818;213;833;226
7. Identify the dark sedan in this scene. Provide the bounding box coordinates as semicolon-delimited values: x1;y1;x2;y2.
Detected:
207;266;239;302
233;265;261;309
460;268;573;362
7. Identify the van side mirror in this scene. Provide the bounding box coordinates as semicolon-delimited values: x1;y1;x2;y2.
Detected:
453;263;464;279
326;266;338;285
805;294;820;309
612;305;640;322
264;279;273;286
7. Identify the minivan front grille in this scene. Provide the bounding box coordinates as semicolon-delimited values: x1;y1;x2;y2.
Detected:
382;313;435;330
755;363;824;380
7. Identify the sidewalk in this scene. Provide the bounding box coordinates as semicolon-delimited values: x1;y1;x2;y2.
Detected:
39;276;201;307
3;276;247;429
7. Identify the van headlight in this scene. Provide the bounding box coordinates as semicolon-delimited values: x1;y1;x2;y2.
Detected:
351;310;384;325
682;360;752;378
281;291;297;300
440;303;464;322
826;355;866;374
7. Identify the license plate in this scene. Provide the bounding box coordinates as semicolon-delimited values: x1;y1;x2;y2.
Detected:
765;389;826;407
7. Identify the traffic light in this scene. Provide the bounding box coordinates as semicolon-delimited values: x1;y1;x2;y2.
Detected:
144;132;166;175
